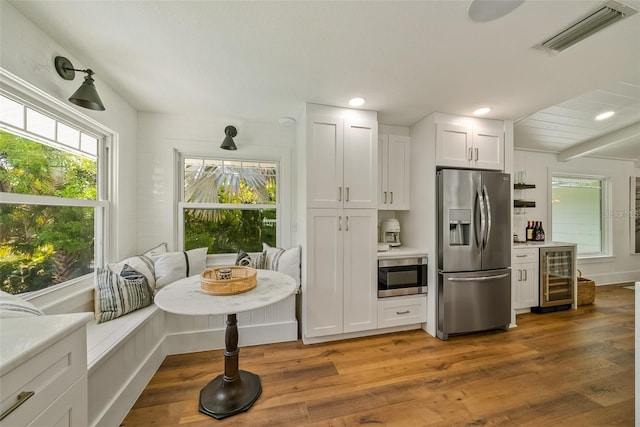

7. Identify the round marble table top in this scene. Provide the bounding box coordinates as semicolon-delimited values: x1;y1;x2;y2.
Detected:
153;269;297;316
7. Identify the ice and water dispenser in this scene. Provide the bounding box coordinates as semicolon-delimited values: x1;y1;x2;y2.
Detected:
449;209;470;246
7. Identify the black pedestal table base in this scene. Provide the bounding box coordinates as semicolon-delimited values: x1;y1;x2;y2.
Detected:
198;313;262;419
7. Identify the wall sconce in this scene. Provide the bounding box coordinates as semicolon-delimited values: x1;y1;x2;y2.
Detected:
54;56;106;111
220;125;238;150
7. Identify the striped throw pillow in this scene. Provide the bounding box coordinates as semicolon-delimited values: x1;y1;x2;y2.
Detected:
261;243;301;286
94;264;153;324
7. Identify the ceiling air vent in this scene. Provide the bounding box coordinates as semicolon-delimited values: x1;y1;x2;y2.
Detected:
537;0;637;53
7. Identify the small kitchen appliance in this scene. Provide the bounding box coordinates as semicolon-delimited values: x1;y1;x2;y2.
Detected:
380;218;401;247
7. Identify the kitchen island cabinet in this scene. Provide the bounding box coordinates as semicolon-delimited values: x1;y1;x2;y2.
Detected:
0;313;92;426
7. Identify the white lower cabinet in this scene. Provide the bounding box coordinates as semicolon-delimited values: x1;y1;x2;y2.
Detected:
304;209;378;339
377;295;427;328
0;313;90;427
512;247;539;309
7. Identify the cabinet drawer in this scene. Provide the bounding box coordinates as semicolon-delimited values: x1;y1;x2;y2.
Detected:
378;295;426;328
512;248;538;264
0;327;86;426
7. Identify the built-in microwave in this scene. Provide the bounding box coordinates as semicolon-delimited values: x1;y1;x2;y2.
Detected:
378;256;428;298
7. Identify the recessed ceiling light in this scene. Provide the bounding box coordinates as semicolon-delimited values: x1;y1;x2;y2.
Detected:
348;97;366;107
595;111;615;121
278;116;296;126
473;107;492;116
468;0;525;22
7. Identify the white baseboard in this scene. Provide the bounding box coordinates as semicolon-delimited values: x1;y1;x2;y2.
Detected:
588;270;640;285
302;323;421;345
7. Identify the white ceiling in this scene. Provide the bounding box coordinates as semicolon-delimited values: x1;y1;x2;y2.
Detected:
9;0;640;163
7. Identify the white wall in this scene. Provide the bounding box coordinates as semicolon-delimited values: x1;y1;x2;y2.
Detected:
513;150;640;285
0;1;139;262
137;112;297;255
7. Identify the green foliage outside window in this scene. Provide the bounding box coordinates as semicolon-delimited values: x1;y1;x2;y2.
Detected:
0;130;96;294
183;159;278;254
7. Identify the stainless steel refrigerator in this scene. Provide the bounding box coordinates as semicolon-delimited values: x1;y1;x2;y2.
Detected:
436;169;511;340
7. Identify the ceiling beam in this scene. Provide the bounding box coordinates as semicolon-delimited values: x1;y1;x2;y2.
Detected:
557;121;640;162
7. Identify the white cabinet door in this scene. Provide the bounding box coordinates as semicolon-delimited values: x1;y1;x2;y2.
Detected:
343;209;377;333
436;123;472;168
305;209;343;337
305;209;377;338
512;248;539;309
307;116;376;209
343;120;377;209
473;126;504;170
307;116;343;208
435;120;505;170
379;135;410;210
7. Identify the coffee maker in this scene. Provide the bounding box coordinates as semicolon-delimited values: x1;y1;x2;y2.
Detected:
380;219;401;247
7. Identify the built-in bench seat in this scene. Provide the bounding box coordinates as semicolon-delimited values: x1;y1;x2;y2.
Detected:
86;304;161;372
85;293;298;426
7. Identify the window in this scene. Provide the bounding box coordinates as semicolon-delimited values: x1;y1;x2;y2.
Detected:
551;174;610;257
0;92;108;294
179;157;278;254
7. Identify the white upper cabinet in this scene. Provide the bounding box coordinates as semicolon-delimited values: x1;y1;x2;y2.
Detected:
435;119;504;170
379;134;410;210
306;115;377;209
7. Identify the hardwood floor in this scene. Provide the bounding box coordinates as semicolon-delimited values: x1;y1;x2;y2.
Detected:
122;284;635;426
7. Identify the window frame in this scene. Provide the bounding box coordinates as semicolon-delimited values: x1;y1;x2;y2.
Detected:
548;169;612;259
0;68;116;301
177;152;281;258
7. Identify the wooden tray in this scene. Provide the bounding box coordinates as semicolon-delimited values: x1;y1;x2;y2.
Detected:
200;266;257;295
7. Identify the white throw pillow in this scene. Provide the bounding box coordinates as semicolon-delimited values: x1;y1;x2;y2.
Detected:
0;291;45;318
150;247;208;288
107;255;157;291
262;243;301;285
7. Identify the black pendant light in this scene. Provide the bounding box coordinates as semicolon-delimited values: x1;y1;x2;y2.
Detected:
221;125;238;150
54;56;106;111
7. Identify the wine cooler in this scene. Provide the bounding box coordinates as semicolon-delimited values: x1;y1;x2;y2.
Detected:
532;245;576;313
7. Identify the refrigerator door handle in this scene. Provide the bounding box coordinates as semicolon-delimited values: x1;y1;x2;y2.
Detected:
476;187;486;250
482;184;492;249
447;273;510;282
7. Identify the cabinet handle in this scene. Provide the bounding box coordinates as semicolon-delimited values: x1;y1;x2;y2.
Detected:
474;147;479;161
523;270;527;281
338;187;342;202
390;191;394;204
384;191;387;204
338;216;342;231
346;187;350;202
468;147;473;161
346;216;349;231
0;391;35;421
516;254;527;258
518;269;522;281
396;310;410;315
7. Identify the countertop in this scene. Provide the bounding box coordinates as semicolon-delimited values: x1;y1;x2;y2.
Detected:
0;312;93;374
513;241;576;248
377;246;428;259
